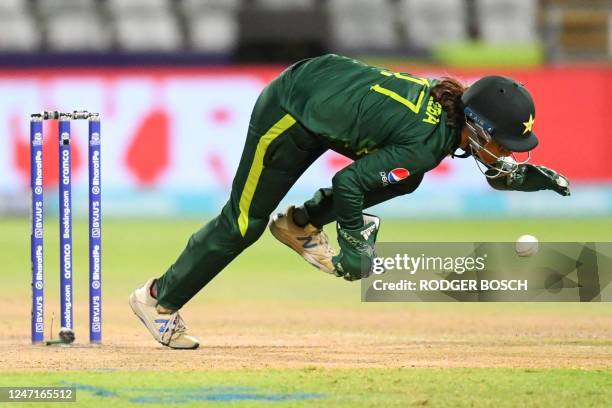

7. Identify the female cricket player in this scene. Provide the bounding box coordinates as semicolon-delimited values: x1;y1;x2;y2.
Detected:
129;54;570;349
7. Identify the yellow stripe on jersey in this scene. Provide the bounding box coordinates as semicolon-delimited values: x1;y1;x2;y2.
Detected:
237;114;297;237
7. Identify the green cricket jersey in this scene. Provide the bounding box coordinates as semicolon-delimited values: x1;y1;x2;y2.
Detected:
277;54;461;228
154;55;465;308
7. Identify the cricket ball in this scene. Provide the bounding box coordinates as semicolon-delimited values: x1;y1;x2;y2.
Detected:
515;234;539;257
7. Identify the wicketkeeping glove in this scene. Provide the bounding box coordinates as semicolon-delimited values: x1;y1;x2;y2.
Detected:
332;214;380;281
486;163;571;196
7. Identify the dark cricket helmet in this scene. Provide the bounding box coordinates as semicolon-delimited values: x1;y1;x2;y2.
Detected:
461;76;538;152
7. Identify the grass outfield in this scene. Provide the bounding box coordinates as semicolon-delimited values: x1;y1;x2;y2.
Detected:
1;217;611;407
3;216;612;305
1;369;610;407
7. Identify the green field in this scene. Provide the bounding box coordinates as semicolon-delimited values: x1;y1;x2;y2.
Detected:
1;368;610;407
1;217;611;407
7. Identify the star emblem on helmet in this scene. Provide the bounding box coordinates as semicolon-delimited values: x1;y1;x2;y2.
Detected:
522;114;535;135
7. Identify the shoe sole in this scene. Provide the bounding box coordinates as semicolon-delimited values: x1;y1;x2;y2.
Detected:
128;293;199;350
269;221;335;274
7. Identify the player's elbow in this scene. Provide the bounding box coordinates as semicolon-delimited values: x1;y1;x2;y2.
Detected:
332;167;359;194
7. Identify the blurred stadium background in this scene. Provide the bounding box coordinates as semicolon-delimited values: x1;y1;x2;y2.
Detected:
0;0;610;219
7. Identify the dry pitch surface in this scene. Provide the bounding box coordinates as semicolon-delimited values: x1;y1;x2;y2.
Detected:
3;301;611;371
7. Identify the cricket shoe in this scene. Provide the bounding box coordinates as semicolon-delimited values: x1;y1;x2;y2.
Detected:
269;206;336;274
129;278;199;350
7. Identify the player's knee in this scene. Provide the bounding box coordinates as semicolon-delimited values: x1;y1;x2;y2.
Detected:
186;212;265;255
216;208;267;248
238;216;268;247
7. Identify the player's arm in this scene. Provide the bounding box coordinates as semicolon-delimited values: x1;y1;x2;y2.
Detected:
485;162;571;196
331;144;436;280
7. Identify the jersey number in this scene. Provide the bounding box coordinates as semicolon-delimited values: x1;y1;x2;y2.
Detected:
370;71;429;114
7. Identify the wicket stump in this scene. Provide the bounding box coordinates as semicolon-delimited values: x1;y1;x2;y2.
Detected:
30;110;102;344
